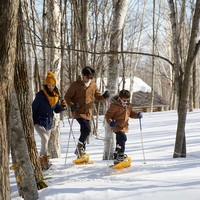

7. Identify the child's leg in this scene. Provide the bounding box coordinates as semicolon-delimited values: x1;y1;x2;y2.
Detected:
115;132;127;154
114;132;127;163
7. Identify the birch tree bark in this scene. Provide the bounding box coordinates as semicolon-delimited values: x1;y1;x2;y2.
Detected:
0;0;19;199
47;0;62;158
79;0;89;67
129;0;147;96
103;0;129;159
42;0;48;77
23;0;41;92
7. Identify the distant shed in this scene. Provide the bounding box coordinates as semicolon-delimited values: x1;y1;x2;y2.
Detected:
132;91;168;112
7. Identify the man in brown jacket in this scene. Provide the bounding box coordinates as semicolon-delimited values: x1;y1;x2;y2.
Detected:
105;89;143;164
64;66;109;158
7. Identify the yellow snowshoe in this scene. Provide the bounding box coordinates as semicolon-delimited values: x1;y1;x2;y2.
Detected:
73;153;94;165
112;156;132;169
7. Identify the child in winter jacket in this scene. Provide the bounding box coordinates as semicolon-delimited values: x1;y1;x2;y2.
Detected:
32;71;67;169
105;89;143;164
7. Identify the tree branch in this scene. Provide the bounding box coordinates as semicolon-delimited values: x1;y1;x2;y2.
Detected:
25;42;174;67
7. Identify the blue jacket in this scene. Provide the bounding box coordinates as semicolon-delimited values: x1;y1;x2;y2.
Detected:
32;90;63;130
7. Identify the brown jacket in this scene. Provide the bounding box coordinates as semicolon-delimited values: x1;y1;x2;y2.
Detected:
64;76;105;120
105;97;138;133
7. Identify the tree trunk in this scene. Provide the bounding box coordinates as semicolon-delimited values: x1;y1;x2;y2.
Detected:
23;0;41;92
103;0;129;159
129;0;147;95
193;60;199;108
0;0;19;199
42;0;48;77
173;0;200;158
14;4;46;189
60;0;67;121
168;0;182;105
80;0;89;66
150;0;156;112
47;0;62;158
11;89;38;200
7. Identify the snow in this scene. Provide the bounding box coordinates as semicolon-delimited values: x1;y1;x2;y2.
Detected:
132;77;151;92
10;77;200;200
10;110;200;200
97;76;151;93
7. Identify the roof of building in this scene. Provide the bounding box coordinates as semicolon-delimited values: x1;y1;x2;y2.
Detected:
132;91;168;106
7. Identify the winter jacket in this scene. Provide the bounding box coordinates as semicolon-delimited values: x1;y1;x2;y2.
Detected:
32;90;63;130
64;76;105;120
105;96;138;133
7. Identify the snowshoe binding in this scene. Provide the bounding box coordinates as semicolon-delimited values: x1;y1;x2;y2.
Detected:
73;141;94;165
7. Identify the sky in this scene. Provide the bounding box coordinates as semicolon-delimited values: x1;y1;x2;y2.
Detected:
10;77;200;200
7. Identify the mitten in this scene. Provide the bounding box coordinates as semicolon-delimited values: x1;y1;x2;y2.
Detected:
71;104;79;111
137;112;143;119
103;91;110;99
109;120;117;128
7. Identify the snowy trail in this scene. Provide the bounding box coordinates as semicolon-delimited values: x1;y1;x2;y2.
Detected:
11;110;200;200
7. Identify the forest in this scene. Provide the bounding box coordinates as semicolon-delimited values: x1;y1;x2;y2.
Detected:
0;0;200;199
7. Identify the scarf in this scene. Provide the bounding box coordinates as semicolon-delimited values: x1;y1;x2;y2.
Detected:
81;76;91;88
43;87;59;107
117;98;129;108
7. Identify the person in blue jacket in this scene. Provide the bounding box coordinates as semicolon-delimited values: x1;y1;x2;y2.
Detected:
32;71;66;169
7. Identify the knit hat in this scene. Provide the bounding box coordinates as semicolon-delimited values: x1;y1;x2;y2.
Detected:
45;71;56;85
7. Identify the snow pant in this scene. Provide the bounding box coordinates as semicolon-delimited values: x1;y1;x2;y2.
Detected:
76;118;91;150
114;131;127;154
34;124;51;156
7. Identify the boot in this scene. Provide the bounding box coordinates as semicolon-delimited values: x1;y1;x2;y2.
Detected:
113;151;118;160
114;153;127;165
113;146;120;163
74;141;85;158
39;155;52;170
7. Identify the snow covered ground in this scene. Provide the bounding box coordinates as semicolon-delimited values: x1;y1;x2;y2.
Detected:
10;109;200;200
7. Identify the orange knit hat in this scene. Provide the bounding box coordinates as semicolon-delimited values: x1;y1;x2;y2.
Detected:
45;71;56;85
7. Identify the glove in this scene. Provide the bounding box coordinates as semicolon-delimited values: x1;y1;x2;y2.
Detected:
60;100;67;110
137;112;143;119
109;120;117;128
71;104;79;111
103;91;110;99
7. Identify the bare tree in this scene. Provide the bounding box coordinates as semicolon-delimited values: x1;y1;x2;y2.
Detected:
9;5;45;198
14;3;47;190
128;0;147;96
80;0;89;66
150;0;156;112
103;0;130;159
23;0;41;92
0;0;19;199
47;0;62;158
168;0;200;158
11;90;38;199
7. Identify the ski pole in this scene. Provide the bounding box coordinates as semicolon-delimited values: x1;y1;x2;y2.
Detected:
64;117;74;165
139;118;146;164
